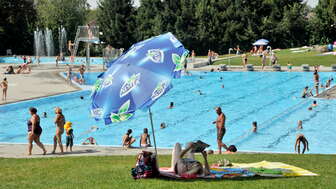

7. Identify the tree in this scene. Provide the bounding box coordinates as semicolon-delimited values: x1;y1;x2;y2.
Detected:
277;3;309;47
175;0;199;52
160;0;182;34
135;0;163;40
36;0;89;53
0;0;36;55
97;0;136;49
309;0;336;44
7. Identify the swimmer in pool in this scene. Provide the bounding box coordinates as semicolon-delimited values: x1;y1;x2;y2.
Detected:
168;102;174;109
252;121;257;133
195;90;204;95
311;100;318;107
160;122;166;129
221;85;224;88
295;134;309;154
297;120;303;129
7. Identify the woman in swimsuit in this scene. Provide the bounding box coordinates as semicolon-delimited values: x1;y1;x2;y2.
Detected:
52;107;65;154
1;78;8;101
171;142;210;176
27;107;47;155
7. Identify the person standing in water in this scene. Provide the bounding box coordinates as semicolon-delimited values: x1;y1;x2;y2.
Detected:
252;121;257;133
212;107;228;154
1;78;8;101
295;134;309;154
52;107;65;154
313;70;320;96
27;107;47;155
297;120;303;129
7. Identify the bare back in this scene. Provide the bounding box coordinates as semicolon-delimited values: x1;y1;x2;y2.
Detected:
140;133;149;145
216;113;225;129
55;114;65;129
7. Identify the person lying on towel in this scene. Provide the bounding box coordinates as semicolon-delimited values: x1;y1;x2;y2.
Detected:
171;142;210;177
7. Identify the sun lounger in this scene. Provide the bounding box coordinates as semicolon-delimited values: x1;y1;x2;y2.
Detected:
302;64;310;72
272;64;281;71
246;64;254;71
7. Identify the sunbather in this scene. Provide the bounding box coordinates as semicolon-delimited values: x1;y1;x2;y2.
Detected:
171;142;210;176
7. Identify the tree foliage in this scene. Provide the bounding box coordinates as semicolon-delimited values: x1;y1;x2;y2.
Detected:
0;0;36;55
36;0;89;46
309;0;336;44
97;0;136;49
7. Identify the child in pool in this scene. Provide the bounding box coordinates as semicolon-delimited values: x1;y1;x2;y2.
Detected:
64;122;74;152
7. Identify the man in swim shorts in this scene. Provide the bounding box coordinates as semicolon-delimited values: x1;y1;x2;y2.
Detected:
213;107;228;154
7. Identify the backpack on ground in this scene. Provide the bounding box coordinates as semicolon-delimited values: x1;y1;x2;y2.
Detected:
131;151;159;179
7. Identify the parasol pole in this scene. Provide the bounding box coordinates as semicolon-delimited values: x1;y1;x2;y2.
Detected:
148;107;158;155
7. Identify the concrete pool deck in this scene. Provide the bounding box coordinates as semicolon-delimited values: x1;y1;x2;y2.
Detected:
0;143;172;158
0;64;103;105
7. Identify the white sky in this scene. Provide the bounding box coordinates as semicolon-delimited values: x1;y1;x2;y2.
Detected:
87;0;318;9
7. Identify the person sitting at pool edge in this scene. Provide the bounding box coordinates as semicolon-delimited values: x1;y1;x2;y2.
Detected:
122;129;136;148
168;102;174;109
140;128;151;148
326;78;333;88
301;86;313;98
82;137;97;145
252;121;257;133
171;142;210;177
295;134;309;154
297;120;303;129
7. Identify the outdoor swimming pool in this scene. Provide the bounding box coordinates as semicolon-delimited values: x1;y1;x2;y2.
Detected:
0;71;335;154
0;56;104;65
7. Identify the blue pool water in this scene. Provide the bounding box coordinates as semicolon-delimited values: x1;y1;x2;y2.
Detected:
1;71;335;154
0;56;104;65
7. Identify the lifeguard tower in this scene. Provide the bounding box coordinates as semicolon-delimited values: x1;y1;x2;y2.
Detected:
71;25;100;70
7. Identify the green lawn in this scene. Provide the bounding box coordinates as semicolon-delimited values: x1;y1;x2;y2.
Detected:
213;49;336;67
1;154;335;189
